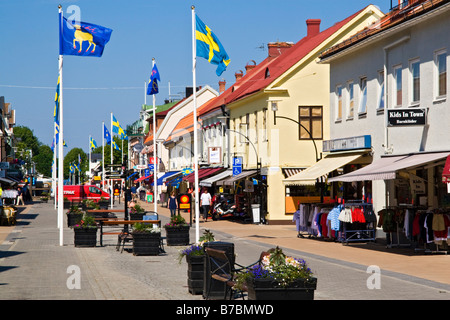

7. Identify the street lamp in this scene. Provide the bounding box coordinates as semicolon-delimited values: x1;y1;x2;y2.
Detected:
270;100;321;162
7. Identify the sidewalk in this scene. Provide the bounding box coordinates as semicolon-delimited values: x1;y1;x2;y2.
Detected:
0;200;449;300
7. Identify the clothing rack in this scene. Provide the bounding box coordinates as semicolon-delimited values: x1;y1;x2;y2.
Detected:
339;201;377;245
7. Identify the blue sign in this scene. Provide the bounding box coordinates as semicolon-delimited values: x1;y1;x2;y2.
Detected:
233;157;243;166
148;164;154;170
144;169;150;177
233;165;242;176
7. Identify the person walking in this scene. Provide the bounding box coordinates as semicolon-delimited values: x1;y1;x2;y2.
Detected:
168;191;178;217
16;187;24;206
200;188;211;222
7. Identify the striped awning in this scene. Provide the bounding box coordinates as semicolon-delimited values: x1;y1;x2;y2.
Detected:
282;168;304;178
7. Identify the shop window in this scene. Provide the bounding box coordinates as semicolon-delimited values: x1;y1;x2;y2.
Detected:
298;106;323;140
435;50;447;98
410;59;420;104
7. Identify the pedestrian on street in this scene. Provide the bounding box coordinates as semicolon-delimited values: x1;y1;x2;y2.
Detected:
168;191;178;217
16;187;24;206
200;188;211;222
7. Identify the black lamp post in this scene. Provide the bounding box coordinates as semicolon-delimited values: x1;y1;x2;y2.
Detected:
227;129;265;224
271;101;321;162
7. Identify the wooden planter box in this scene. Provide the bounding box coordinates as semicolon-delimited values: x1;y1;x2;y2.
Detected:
74;228;98;247
165;225;190;246
186;255;205;295
130;213;145;220
247;277;317;300
132;232;161;256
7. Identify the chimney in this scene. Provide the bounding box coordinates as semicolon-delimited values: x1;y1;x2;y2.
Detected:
268;42;294;58
306;19;321;37
219;79;226;94
235;70;244;81
245;60;257;73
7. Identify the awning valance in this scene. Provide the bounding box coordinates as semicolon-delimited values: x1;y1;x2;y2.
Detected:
329;151;450;182
216;170;257;186
134;174;153;183
183;168;224;184
283;153;364;185
199;169;233;187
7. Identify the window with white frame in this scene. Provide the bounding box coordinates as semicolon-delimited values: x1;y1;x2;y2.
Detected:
358;77;367;114
394;65;402;106
377;71;385;110
336;85;343;121
410;59;420;103
254;111;258;143
239;115;248;144
347;81;354;118
262;108;268;141
435;50;447;98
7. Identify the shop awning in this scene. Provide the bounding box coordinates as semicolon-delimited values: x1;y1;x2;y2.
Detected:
154;171;181;186
216;170;258;186
329;151;450;182
442;155;450;183
183;168;224;184
134;174;153;183
199;169;233;187
0;177;18;186
284;153;364;185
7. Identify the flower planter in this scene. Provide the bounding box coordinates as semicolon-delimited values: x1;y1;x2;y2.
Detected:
246;278;317;300
165;225;190;246
74;228;98;247
186;255;205;295
132;232;161;256
130;213;145;220
67;213;82;228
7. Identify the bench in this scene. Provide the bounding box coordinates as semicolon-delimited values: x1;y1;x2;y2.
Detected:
97;219;161;247
204;248;269;300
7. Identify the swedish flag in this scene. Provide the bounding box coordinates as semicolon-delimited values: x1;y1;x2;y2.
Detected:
112;140;120;151
90;137;98;151
112;115;127;139
54;76;60;122
196;14;230;76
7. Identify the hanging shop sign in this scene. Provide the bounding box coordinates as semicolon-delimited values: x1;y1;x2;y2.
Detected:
387;108;426;127
208;147;222;164
323;135;371;152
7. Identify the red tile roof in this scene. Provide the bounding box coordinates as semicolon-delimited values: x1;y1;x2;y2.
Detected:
222;7;366;105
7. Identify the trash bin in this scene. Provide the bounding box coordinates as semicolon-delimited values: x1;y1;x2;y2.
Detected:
251;204;260;224
203;241;235;299
146;193;153;203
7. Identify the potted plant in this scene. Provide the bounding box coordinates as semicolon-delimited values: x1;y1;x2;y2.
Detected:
98;196;109;209
164;214;190;246
129;203;145;220
131;222;161;256
178;230;215;295
73;214;98;247
40;192;49;203
66;205;83;228
234;246;317;300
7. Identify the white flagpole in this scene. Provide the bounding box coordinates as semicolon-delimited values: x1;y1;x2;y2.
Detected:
110;112;113;209
191;6;200;243
53;138;57;211
152;58;158;215
89;136;92;182
58;5;64;246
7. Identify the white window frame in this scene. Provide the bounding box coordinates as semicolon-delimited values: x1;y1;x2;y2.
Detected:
393;65;402;107
358;77;367;115
347;81;354;119
336;85;343;121
434;49;447;100
409;58;420;105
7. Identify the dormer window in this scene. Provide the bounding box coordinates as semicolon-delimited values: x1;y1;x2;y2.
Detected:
265;68;270;78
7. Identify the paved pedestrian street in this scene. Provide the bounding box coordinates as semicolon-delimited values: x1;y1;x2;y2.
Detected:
1;200;449;303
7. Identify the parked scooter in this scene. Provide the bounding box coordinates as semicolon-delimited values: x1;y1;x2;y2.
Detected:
212;200;236;220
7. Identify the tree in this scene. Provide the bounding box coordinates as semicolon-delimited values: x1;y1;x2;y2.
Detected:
34;145;53;177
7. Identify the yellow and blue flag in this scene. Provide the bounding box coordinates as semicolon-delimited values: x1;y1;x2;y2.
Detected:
90;137;98;151
104;124;111;144
112;140;120;151
147;63;160;95
195;14;230;76
112;115;127;139
59;12;112;57
54;76;60;143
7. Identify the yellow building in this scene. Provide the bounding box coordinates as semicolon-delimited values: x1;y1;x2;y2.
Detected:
225;6;384;223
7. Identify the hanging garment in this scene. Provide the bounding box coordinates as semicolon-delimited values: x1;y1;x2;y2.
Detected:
377;209;396;233
351;207;366;223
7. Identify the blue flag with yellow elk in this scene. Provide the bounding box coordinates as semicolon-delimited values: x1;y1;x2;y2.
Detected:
59;13;112;57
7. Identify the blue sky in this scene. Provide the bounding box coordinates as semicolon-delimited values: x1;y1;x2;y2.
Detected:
0;0;390;154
